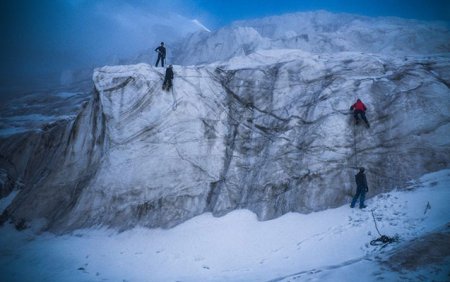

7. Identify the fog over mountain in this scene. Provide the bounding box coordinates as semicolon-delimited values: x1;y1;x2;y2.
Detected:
0;0;209;101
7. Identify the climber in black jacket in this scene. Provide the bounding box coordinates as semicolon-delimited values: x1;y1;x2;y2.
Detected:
155;42;166;67
350;167;369;209
163;65;174;91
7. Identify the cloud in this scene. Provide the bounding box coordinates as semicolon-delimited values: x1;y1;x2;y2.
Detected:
70;0;208;66
93;1;207;44
0;0;210;95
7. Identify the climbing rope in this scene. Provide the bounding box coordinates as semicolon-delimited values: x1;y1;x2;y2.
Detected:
369;210;399;247
370;235;398;246
352;116;359;168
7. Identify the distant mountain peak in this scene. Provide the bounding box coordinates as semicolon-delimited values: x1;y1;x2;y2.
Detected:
172;10;450;66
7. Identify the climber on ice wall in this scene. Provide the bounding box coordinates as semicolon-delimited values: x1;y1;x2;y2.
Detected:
163;65;174;91
350;99;370;128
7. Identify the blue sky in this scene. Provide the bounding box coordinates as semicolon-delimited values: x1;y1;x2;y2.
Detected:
187;0;450;28
0;0;449;98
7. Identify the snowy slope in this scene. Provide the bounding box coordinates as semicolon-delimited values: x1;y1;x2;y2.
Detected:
172;10;450;65
0;169;449;281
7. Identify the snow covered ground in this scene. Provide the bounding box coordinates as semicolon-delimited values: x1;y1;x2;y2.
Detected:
0;169;449;282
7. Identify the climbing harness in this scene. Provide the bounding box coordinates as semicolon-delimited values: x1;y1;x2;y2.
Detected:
369;210;399;247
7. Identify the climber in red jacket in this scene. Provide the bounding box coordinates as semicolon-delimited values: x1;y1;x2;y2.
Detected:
350;99;370;128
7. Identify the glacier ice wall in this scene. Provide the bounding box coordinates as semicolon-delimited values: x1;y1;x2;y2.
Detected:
1;50;449;232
